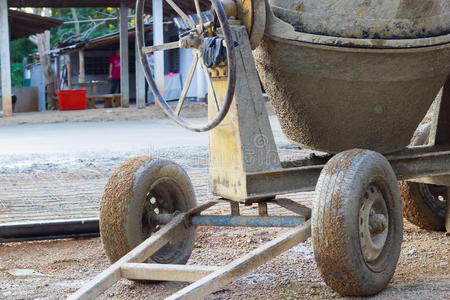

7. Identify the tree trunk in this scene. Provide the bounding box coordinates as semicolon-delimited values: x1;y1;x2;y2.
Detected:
36;31;58;109
71;8;85;83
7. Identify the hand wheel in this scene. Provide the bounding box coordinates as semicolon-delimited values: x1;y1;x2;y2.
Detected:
136;0;236;132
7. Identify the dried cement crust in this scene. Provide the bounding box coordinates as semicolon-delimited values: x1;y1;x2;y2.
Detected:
270;0;450;39
100;156;153;263
312;150;402;296
100;157;197;265
253;34;450;154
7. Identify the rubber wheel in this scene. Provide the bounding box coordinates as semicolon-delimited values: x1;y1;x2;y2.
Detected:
399;121;447;231
312;149;403;296
100;157;197;265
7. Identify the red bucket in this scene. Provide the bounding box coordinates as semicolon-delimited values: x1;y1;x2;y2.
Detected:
57;89;87;110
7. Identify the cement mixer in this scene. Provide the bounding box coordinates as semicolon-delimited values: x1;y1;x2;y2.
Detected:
71;0;450;299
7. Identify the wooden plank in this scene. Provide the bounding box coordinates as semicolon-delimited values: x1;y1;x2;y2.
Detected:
274;198;311;219
135;45;146;109
67;214;188;300
166;220;311;300
121;263;218;282
69;201;218;300
0;0;13;116
119;3;130;107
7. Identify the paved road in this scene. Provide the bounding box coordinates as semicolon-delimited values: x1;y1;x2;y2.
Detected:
0;117;286;156
0;120;208;155
0;117;300;223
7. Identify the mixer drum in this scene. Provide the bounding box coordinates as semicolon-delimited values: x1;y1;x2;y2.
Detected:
254;0;450;154
270;0;450;39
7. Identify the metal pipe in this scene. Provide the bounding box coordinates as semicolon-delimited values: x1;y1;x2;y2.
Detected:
0;218;99;243
191;215;305;227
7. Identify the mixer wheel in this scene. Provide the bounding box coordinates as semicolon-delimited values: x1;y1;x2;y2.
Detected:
312;149;403;296
399;182;446;231
398;120;447;231
100;157;197;267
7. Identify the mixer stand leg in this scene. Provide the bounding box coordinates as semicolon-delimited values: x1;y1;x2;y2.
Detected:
430;75;450;145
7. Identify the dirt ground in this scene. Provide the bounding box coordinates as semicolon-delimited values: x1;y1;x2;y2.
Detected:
0;101;275;126
0;104;449;299
0;103;208;126
0;217;449;300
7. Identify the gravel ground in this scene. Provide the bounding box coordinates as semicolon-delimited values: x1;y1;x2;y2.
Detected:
0;109;449;299
0;220;448;300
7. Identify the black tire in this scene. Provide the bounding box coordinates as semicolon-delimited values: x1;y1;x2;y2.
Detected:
399;181;446;231
399;121;447;231
312;149;403;296
100;157;197;265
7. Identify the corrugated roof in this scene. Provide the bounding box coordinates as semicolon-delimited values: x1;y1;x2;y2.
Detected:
9;9;63;40
50;24;154;55
173;11;212;32
52;8;213;55
8;0;210;19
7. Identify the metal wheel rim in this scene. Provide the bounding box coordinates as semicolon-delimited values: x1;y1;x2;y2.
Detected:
136;0;236;132
143;177;188;263
359;184;389;265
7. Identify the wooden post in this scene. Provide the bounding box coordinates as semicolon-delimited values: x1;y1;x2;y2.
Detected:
36;31;57;109
56;55;61;90
135;44;146;108
119;3;130;107
153;0;164;109
78;50;85;83
0;0;12;116
66;54;72;89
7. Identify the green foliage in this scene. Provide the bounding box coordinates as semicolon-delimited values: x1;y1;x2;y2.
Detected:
11;38;37;62
49;8;120;46
10;39;37;87
11;63;24;87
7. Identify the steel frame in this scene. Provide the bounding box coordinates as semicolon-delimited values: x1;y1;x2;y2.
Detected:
208;27;450;203
70;25;450;300
68;200;311;300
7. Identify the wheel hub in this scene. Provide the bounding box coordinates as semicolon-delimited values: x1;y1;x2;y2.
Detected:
359;184;389;263
143;195;165;237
